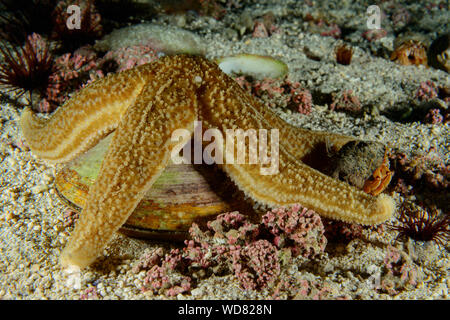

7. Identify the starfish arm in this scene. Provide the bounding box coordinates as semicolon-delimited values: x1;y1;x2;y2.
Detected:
60;75;199;269
197;58;395;225
222;159;395;225
19;66;148;163
241;86;355;157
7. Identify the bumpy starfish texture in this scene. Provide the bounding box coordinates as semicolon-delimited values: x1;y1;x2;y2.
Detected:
20;55;395;269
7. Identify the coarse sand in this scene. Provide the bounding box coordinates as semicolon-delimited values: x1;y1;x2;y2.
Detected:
0;0;448;300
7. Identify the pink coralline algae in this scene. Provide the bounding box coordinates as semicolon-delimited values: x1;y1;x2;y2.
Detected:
390;147;449;191
102;45;160;72
135;248;191;297
261;204;327;258
235;77;313;115
304;14;341;39
414;82;449;124
378;246;422;295
287;81;313;115
39;49;103;112
415;81;438;101
391;7;411;29
133;206;328;294
252;21;269;38
424;108;443;124
322;219;364;243
272;276;332;300
330;90;362;114
38;43;163;112
206;211;259;245
144;263;191;297
80;286;99;300
252;13;280;38
132;248;165;273
362;29;388;42
230;240;280;290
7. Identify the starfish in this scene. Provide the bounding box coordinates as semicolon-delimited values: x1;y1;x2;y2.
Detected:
20;54;395;269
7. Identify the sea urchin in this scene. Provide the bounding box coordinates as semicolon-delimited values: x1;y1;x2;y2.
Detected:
390;200;449;249
0;33;53;106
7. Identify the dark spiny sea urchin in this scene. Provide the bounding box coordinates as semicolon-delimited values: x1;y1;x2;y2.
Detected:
0;0;57;44
390;200;449;249
0;34;54;107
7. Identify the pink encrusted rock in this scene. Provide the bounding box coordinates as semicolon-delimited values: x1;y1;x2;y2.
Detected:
206;211;259;245
286;81;312;114
415;81;438;101
102;45;160;72
424;108;443;124
378;246;422;295
133;205;327;294
272;276;332;300
80;286;99;300
252;21;269;38
362;29;388;42
235;77;313;114
330;89;362;114
140;249;192;297
323;219;364;243
41;49;103;111
262;204;327;258
231;239;280;290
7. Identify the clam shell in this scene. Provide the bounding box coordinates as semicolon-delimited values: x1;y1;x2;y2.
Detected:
55;134;247;239
216;54;288;79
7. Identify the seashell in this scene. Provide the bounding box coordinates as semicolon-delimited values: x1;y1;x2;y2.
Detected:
216;54;288;79
55;134;255;240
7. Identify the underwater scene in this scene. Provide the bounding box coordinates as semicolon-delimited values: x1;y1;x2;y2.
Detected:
0;0;448;300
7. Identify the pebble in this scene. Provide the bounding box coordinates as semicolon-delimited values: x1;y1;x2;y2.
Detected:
31;184;48;195
0;1;448;301
191;287;204;297
6;157;17;168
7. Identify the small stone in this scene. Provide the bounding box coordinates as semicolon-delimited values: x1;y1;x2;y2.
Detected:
30;264;40;272
31;184;48;194
6;157;17;168
42;174;54;183
191;287;203;297
4;212;16;221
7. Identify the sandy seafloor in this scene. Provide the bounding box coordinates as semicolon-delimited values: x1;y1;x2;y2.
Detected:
0;0;448;299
